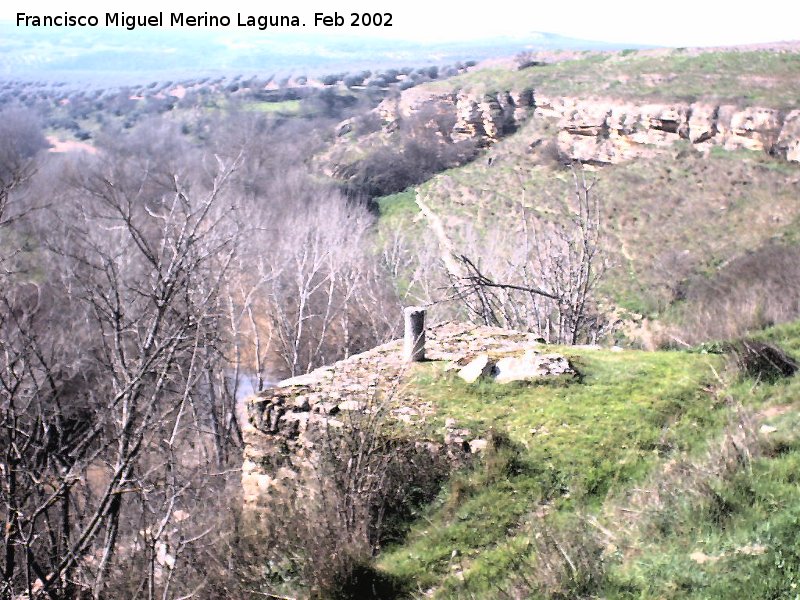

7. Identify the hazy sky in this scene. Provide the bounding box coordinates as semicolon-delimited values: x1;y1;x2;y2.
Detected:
2;0;799;47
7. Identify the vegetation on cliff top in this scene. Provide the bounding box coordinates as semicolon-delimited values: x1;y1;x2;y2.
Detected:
371;322;800;598
422;49;800;107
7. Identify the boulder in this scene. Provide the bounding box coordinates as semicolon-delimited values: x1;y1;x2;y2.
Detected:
723;106;781;151
337;399;363;411
453;94;486;140
494;349;573;383
335;119;353;137
468;438;488;453
688;103;718;144
457;350;574;384
292;396;310;411
457;354;495;383
776;110;800;163
559;104;610;137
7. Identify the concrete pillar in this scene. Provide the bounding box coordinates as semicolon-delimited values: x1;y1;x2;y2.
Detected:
403;306;426;362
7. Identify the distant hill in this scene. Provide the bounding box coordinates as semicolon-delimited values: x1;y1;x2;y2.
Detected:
0;24;631;84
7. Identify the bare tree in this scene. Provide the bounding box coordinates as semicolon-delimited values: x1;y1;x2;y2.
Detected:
446;165;607;344
1;150;244;599
0;108;48;228
259;195;400;377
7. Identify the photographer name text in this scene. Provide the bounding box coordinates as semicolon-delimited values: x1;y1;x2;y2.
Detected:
16;11;394;31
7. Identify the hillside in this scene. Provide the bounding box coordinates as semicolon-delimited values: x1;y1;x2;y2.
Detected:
4;35;800;599
241;317;800;598
366;47;800;347
231;47;800;597
378;324;800;598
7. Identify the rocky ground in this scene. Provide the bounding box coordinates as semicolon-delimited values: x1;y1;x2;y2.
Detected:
240;321;575;509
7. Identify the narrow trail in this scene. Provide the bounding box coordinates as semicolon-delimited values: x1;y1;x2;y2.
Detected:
414;192;465;280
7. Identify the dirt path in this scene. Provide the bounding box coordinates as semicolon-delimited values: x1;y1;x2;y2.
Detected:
415;192;466;281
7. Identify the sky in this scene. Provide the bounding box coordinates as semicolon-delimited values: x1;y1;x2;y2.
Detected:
2;0;799;47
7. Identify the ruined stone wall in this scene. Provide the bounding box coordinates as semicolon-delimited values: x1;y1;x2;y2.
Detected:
240;323;573;511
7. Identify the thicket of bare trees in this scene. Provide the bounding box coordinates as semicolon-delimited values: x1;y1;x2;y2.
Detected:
0;106;406;598
338;106;479;198
206;110;406;383
256;199;401;376
0;110;49;232
441;167;608;344
1;129;246;597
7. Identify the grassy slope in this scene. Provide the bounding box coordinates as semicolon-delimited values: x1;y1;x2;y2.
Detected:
380;346;724;596
241;99;303;114
423;50;800;108
373;323;800;598
386;52;800;319
608;429;800;598
605;322;800;599
371;50;800;596
378;114;800;320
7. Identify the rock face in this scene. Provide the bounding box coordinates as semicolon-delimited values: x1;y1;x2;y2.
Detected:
375;85;800;164
775;110;800;162
452;90;534;142
377;87;535;146
494;349;573;383
240;322;572;510
547;97;794;164
457;354;495;383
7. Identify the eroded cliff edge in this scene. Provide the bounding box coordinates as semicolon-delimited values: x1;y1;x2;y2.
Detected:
371;86;800;164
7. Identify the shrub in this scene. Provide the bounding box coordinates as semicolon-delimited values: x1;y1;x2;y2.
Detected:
727;338;798;383
253;397;451;599
483;428;526;482
668;243;800;344
608;406;762;542
502;516;606;599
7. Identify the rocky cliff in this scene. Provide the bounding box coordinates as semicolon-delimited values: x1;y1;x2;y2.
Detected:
543;97;800;164
377;86;534;145
376;86;800;164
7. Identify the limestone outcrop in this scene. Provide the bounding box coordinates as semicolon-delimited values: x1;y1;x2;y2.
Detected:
376;87;534;145
775;110;800;162
543;97;794;164
240;322;570;510
373;84;800;164
454;349;574;384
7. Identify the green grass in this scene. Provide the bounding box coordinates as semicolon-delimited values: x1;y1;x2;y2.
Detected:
376;189;419;222
605;372;800;598
378;346;728;596
242;99;302;114
369;321;800;598
421;50;800;108
755;320;800;358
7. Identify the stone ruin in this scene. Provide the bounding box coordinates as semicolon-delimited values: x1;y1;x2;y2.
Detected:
239;314;576;510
